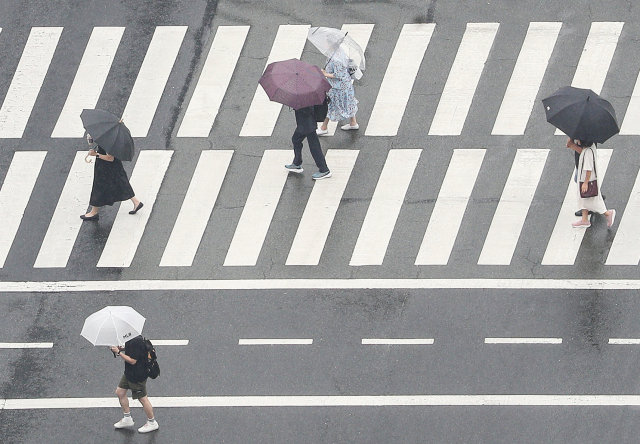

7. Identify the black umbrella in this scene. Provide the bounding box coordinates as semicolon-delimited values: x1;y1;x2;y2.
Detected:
542;86;619;143
80;109;135;161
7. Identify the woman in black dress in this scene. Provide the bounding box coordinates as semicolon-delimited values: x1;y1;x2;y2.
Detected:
81;136;143;221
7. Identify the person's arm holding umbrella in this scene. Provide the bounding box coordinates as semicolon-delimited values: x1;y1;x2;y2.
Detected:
110;345;138;364
88;148;115;162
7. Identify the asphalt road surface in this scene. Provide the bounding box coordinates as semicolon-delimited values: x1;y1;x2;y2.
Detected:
2;0;640;443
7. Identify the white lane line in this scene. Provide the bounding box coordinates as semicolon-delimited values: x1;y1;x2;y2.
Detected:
555;22;623;135
121;26;188;137
0;151;47;268
97;150;173;268
609;339;640;345
34;152;94;268
240;25;310;137
542;149;612;265
323;23;374;136
224;150;291;267
415;149;485;265
366;24;435;136
161;150;233;267
177;26;249;137
0;27;62;138
478;149;549;265
149;340;189;346
485;338;562;344
239;339;313;345
51;27;125;138
362;339;434;345
606;167;640;265
350;149;421;266
286;150;359;266
492;22;561;135
620;71;640;134
0;343;53;349
9;395;640;408
429;23;499;136
5;279;640;292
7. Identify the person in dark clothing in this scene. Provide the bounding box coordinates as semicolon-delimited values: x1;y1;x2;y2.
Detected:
110;336;158;433
285;106;331;180
81;134;143;221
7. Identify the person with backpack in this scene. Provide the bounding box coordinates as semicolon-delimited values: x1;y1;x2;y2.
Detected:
110;335;158;433
284;105;331;180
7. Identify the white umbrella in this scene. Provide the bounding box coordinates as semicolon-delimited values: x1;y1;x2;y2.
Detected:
81;306;145;346
307;27;366;72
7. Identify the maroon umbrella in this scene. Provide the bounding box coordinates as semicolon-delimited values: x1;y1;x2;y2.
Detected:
258;58;331;110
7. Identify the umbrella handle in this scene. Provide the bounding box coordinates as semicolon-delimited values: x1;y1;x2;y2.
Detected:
85;153;93;163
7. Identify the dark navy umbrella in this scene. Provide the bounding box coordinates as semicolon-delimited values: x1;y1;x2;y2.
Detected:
80;109;135;161
542;86;619;143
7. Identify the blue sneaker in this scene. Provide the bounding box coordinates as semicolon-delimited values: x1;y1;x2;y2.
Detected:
285;164;303;173
312;171;332;180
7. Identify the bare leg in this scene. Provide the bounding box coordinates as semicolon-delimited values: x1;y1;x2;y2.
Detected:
350;116;357;126
581;209;589;222
131;196;140;209
116;387;130;414
139;396;154;420
320;118;329;131
84;206;99;217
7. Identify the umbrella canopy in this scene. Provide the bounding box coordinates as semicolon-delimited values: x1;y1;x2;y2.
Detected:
258;58;331;110
80;109;135;161
81;306;145;346
542;86;619;143
307;27;366;72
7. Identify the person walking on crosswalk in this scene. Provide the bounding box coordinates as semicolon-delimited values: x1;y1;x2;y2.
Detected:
316;58;359;135
285;105;331;180
81;134;143;221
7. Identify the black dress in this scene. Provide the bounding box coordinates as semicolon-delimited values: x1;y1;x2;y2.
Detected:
89;146;135;207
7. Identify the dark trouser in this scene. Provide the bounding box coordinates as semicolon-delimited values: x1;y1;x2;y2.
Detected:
292;129;329;173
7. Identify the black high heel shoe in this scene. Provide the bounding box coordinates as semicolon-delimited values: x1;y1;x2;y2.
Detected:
129;202;144;215
80;213;99;221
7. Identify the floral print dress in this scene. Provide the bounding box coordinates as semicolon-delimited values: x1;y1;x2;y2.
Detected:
325;58;359;121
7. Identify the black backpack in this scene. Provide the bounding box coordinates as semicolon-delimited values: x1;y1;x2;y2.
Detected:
142;338;160;379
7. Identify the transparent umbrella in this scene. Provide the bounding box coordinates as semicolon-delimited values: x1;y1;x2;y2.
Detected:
307;27;365;74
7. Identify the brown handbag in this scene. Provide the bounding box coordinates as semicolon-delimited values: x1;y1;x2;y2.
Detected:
579;148;598;198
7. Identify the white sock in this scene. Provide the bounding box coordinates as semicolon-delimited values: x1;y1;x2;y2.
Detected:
123;412;131;419
147;417;155;424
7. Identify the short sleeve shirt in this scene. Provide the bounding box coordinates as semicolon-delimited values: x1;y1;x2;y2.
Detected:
124;336;147;383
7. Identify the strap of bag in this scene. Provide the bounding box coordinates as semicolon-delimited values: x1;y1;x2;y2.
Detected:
579;146;597;183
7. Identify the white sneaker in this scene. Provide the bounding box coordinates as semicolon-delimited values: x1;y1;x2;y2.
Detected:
340;123;359;131
138;421;159;433
316;128;328;136
114;417;134;428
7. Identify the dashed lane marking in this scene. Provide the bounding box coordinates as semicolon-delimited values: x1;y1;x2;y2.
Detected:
0;343;53;349
485;338;562;344
239;339;313;345
362;339;434;345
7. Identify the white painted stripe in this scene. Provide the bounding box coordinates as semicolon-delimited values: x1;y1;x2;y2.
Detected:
555;22;623;135
606;167;640;265
161;150;233;267
350;149;421;266
542;149;612;265
34;152;94;268
365;24;434;136
286;150;359;265
609;339;640;345
5;279;640;292
8;395;640;408
239;339;313;345
121;26;188;137
492;22;561;135
620;71;640;134
177;26;249;137
322;24;374;136
0;343;53;349
148;340;189;346
224;150;291;266
51;27;125;138
0;27;62;138
362;339;434;345
0;151;47;267
415;149;485;265
97;150;173;268
239;25;310;137
478;149;549;265
485;338;562;344
429;23;499;136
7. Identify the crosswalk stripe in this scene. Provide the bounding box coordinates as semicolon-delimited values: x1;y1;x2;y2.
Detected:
121;26;188;137
0;152;47;267
34;152;94;268
224;150;291;267
177;26;249;137
97;150;173;268
541;149;613;265
605;167;640;265
429;23;499;136
322;24;375;136
620;68;640;135
160;150;233;267
350;149;421;266
554;22;623;135
478;149;549;265
492;22;561;135
286;150;359;265
415;149;485;265
239;25;310;137
0;27;62;138
365;23;435;136
51;27;125;138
